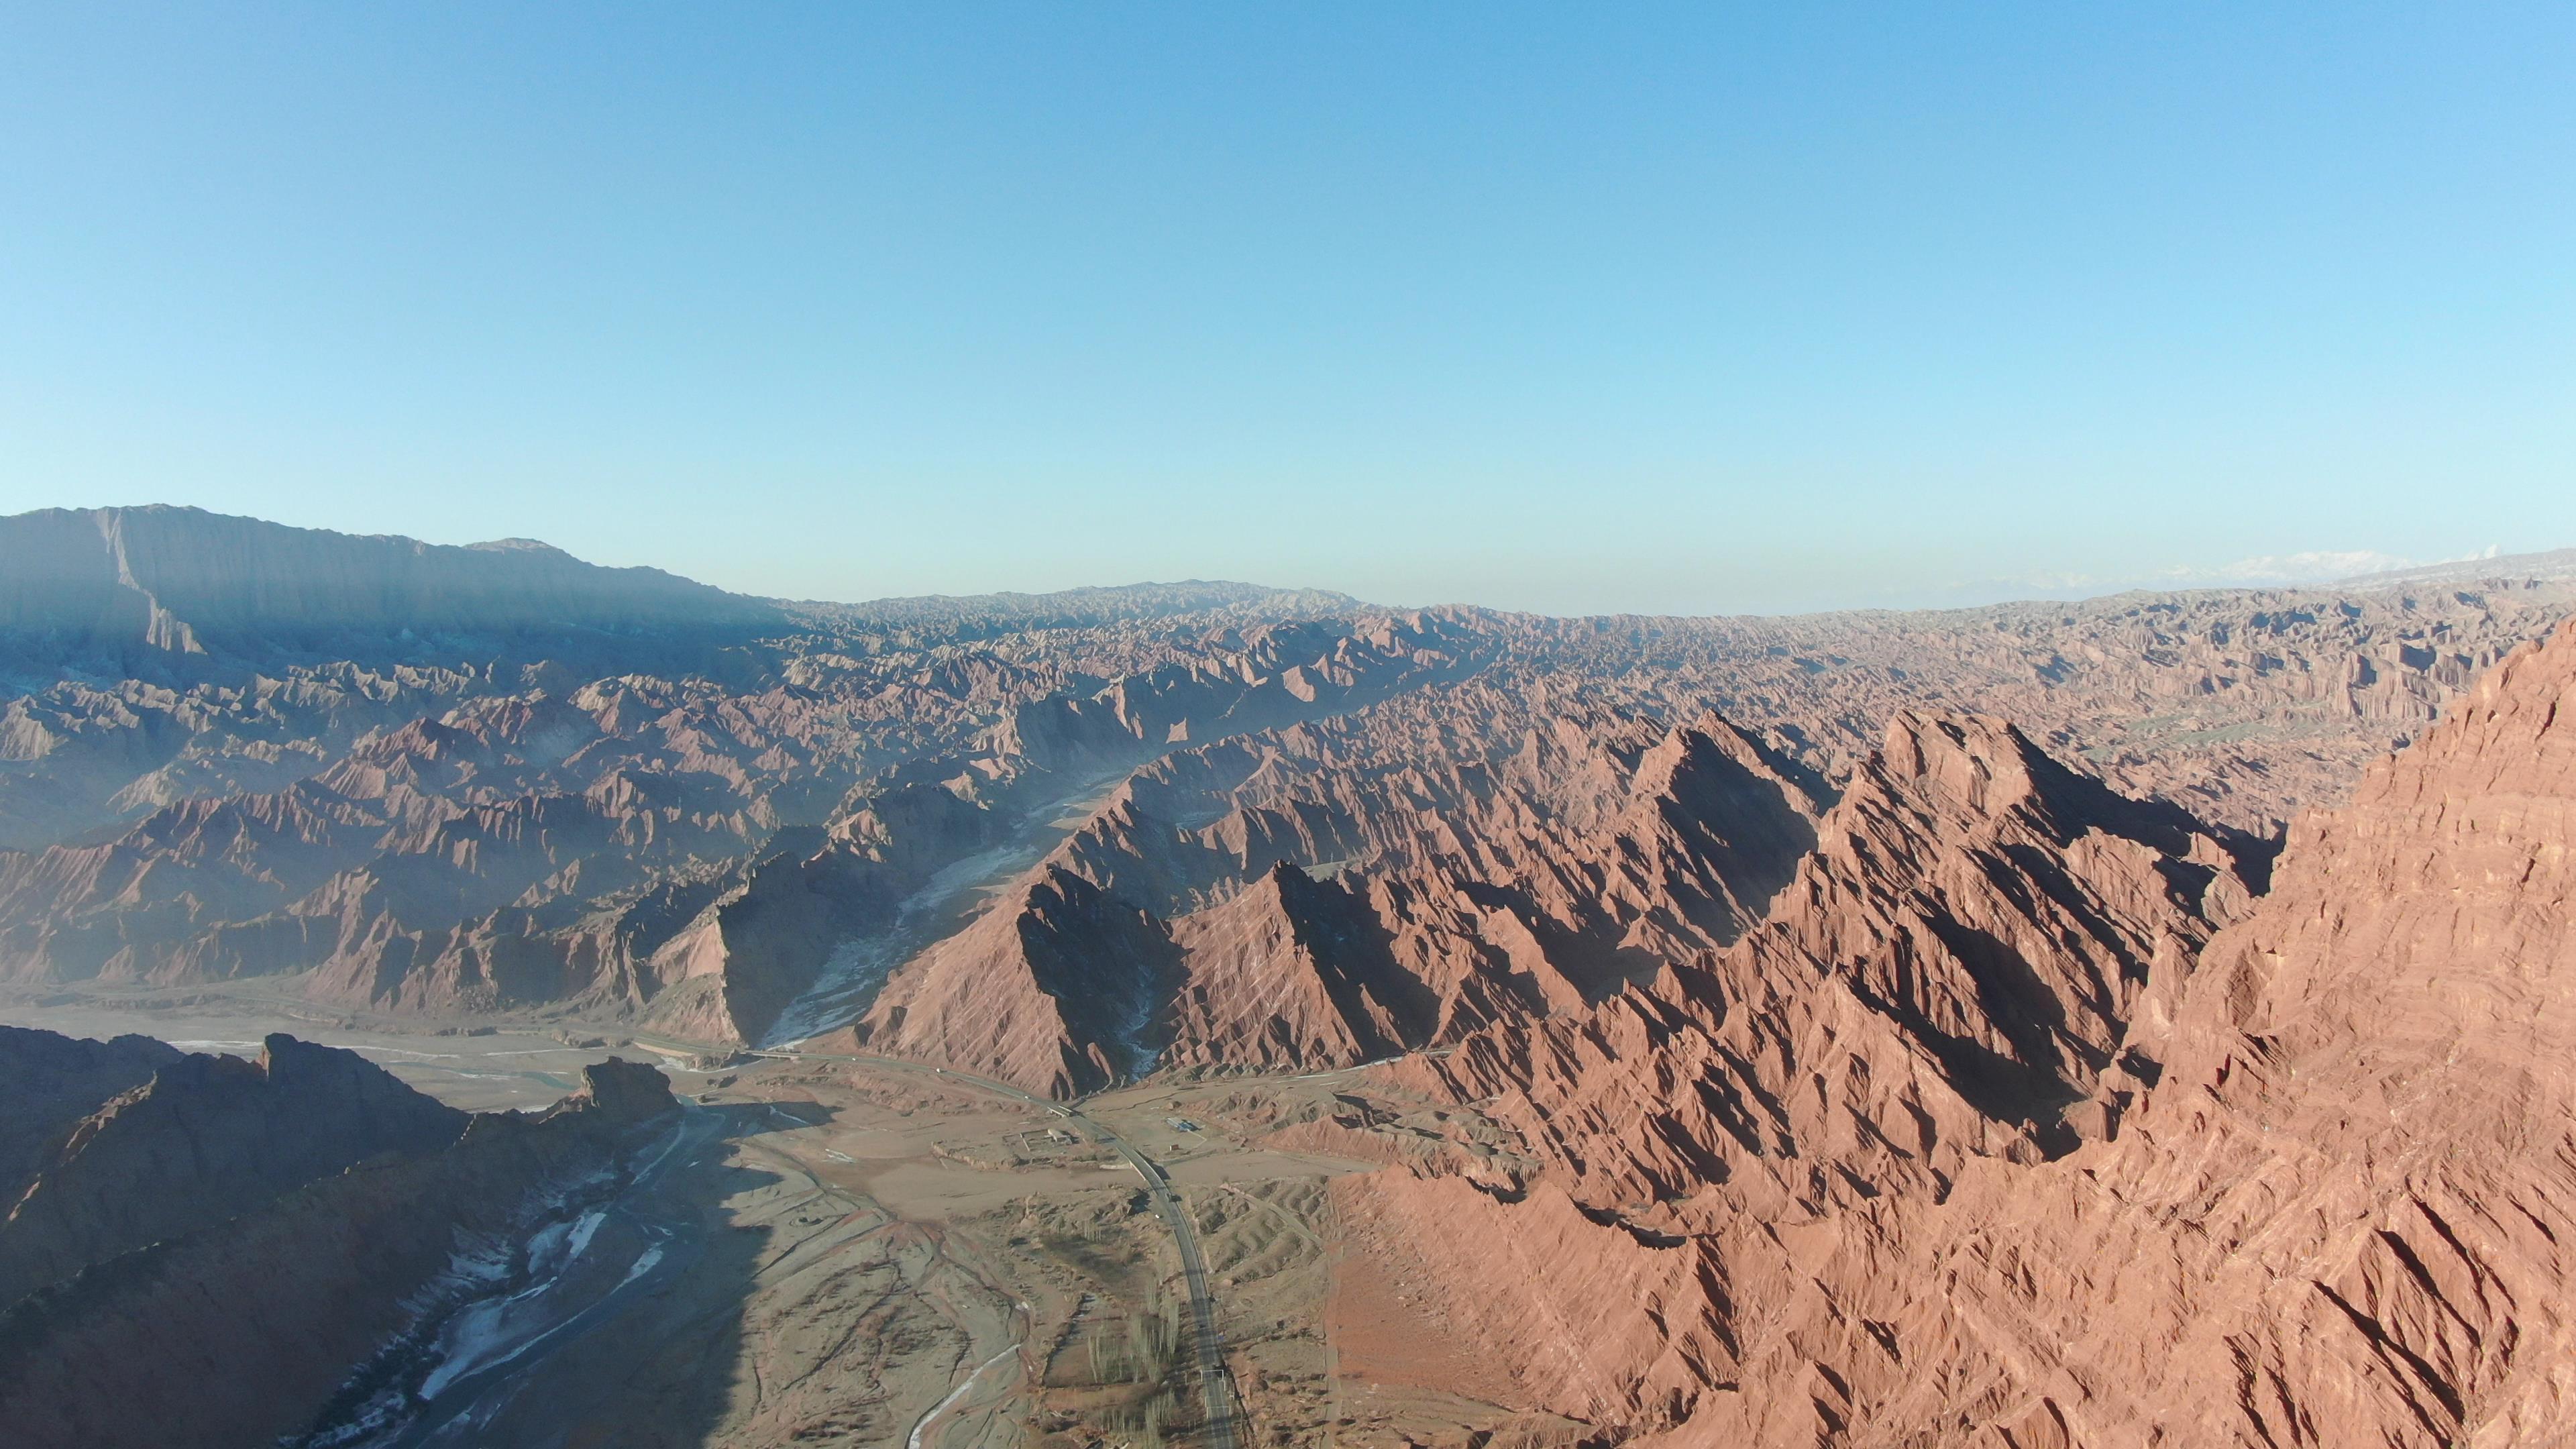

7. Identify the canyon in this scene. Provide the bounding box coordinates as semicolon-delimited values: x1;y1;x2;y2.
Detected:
5;504;2576;1447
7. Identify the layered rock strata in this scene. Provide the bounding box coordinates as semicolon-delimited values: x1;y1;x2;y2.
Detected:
1331;620;2576;1446
844;706;1832;1093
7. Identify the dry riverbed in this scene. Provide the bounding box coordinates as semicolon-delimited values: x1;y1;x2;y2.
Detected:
2;984;1554;1448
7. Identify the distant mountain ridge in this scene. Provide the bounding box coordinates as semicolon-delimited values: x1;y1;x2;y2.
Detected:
800;579;1362;627
0;506;1367;673
2336;544;2576;588
0;505;782;657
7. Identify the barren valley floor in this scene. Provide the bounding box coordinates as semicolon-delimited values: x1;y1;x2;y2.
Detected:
0;981;1551;1449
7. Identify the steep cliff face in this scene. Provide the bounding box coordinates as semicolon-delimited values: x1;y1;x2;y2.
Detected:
1409;709;2263;1216
1951;614;2576;1448
1334;621;2576;1446
849;865;1179;1095
0;1042;678;1449
0;1027;182;1211
1160;862;1443;1073
1330;707;2257;1425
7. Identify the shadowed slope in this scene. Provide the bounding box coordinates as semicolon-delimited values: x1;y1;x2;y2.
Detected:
1333;645;2576;1443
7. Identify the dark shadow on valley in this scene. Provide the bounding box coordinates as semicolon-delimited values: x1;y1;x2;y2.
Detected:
384;1099;848;1449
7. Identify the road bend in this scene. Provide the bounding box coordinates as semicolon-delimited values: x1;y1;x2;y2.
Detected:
712;1041;1242;1449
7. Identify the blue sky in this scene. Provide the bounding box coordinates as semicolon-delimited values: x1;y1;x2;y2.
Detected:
1;4;2569;614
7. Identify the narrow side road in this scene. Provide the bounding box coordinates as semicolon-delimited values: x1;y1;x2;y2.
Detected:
731;1043;1242;1449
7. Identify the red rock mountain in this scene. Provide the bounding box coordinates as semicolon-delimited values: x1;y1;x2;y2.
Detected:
841;704;1833;1094
7;512;2576;1444
7;508;2576;1097
1328;619;2576;1446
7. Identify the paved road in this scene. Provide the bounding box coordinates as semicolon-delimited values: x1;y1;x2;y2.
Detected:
720;1042;1242;1449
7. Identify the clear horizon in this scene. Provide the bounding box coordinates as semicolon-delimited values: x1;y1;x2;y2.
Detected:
4;5;2570;614
13;500;2561;620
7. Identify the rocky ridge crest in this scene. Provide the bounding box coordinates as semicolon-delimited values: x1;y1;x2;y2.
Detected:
1330;619;2576;1446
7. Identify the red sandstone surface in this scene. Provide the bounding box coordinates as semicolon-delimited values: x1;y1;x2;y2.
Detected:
7;510;2576;1445
1328;619;2576;1446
